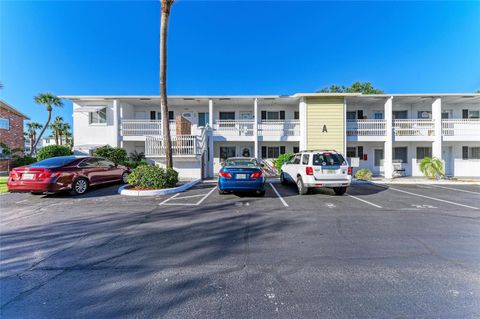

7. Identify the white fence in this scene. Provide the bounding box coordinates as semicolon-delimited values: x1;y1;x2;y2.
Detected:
213;120;254;136
145;135;198;156
121;120;176;136
394;119;435;136
346;119;386;136
442;119;480;136
258;120;300;136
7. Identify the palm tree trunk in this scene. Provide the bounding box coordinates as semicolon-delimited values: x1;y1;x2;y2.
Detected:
29;134;34;156
160;0;173;169
31;109;51;155
55;131;59;145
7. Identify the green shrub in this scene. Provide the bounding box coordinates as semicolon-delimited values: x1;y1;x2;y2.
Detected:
126;165;178;189
275;153;294;173
355;168;373;181
94;145;128;164
419;157;444;179
12;156;37;168
124;159;149;169
36;145;72;161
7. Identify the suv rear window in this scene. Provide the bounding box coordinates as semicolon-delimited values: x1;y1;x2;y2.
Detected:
312;153;346;166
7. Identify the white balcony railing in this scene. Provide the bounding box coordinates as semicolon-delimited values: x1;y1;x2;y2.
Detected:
394;119;435;136
121;120;176;136
145;135;198;156
442;119;480;136
213;120;254;136
259;120;300;137
346;119;386;136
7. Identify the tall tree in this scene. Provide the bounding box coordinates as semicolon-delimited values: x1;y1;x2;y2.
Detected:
317;81;384;94
59;122;71;146
50;116;64;145
26;122;43;155
31;93;64;155
160;0;174;169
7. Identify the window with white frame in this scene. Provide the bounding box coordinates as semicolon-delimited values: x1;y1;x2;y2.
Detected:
346;147;357;158
0;118;9;130
374;149;384;166
416;147;432;160
89;108;107;124
393;147;408;163
469;110;480;119
463;146;480;159
374;112;384;119
261;146;286;158
261;111;285;121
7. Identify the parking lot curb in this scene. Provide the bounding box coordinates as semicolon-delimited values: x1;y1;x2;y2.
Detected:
118;179;202;196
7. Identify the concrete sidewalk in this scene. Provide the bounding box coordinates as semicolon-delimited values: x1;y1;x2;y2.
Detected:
354;176;480;185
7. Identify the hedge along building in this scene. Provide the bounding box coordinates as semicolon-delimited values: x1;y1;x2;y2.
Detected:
62;93;480;179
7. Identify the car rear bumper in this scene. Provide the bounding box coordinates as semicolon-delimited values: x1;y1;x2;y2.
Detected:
303;176;352;188
7;178;70;193
218;178;265;191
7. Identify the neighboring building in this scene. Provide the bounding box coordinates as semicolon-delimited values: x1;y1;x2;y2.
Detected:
62;93;480;179
25;137;69;155
0;100;29;171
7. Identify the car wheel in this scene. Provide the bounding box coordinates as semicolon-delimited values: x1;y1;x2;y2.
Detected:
70;178;89;196
333;187;347;196
296;177;308;195
280;172;288;185
256;190;266;197
121;172;129;184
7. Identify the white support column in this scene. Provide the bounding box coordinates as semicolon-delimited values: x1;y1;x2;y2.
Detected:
432;97;442;160
113;99;120;147
384;96;394;179
208;99;214;178
299;97;307;151
254;98;259;158
118;100;124;148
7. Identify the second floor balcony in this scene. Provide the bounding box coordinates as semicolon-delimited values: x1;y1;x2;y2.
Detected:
442;119;480;141
121;120;176;139
393;119;435;140
347;119;386;141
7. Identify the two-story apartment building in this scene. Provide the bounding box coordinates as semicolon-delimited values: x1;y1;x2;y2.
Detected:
0;100;29;171
62;93;480;179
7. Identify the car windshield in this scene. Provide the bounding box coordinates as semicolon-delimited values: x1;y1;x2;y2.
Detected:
29;157;77;168
312;153;345;166
224;159;258;167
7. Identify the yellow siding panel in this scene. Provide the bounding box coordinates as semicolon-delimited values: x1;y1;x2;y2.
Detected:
306;97;345;152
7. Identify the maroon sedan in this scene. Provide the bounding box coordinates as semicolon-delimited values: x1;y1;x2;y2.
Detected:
7;156;130;195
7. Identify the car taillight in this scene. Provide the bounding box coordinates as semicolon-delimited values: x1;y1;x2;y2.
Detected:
306;166;313;175
250;171;263;179
219;171;232;179
9;170;19;179
38;171;60;179
347;167;352;175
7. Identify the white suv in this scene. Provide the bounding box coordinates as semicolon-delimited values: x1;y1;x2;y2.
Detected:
280;150;352;195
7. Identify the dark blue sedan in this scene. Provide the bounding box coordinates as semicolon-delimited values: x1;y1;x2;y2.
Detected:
218;157;266;196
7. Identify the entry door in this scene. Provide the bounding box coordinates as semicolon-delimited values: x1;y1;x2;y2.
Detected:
135;111;147;119
442;147;453;176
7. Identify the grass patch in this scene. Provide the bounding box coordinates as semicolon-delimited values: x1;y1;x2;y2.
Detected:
0;176;8;194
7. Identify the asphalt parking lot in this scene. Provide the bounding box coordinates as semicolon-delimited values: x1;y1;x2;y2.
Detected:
1;181;480;318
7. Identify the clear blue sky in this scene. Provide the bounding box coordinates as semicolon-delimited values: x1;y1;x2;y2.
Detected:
1;1;479;133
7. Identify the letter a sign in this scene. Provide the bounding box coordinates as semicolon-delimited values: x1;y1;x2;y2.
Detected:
322;125;328;133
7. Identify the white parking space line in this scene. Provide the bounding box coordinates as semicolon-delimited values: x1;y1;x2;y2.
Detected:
270;183;288;207
346;194;382;209
159;193;179;205
159;186;217;206
195;186;217;205
389;187;479;210
428;185;480;195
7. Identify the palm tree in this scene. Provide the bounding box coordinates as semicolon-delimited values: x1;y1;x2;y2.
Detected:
419;157;445;179
59;122;71;146
160;0;175;169
50;116;64;145
31;93;63;155
26;122;43;155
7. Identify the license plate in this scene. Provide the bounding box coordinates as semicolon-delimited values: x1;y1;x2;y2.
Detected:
236;174;247;179
22;173;35;180
323;169;336;174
